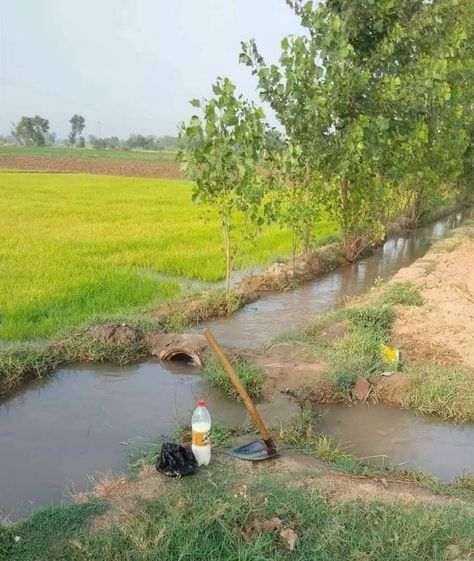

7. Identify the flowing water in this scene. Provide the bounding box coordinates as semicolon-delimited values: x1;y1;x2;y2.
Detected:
0;211;471;521
200;212;467;348
313;403;474;481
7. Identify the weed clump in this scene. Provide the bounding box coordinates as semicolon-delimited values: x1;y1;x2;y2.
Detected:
201;355;263;400
283;410;371;475
328;306;395;394
0;346;62;396
159;289;246;332
347;306;395;334
381;281;424;307
403;365;474;423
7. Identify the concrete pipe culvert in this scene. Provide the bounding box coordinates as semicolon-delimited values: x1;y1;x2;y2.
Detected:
159;349;202;367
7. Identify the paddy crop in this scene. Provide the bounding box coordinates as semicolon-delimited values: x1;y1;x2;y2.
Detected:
0;144;177;162
0;171;337;340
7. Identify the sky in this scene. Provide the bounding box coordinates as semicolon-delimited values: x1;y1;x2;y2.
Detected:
0;0;302;138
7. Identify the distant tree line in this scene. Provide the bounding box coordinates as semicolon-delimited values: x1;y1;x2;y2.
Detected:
88;134;178;151
9;114;177;151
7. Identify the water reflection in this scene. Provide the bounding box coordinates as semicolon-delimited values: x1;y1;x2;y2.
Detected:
201;212;466;348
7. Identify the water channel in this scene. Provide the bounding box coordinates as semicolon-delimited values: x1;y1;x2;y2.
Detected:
1;211;471;520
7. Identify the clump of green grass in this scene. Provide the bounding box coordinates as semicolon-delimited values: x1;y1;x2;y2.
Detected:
327;306;395;394
347;305;395;334
201;355;263;400
452;472;474;492
160;289;245;332
0;500;105;561
173;423;254;448
403;365;474;422
381;281;425;306
0;346;62;396
398;469;474;501
283;410;372;475
302;308;347;341
59;328;148;365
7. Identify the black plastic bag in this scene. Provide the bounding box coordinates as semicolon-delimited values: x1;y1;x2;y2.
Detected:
156;442;197;477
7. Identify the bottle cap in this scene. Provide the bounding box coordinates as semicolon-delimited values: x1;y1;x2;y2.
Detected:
197;399;206;407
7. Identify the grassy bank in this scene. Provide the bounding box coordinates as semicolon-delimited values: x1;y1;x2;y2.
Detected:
2;457;473;561
281;272;474;422
0;171;338;341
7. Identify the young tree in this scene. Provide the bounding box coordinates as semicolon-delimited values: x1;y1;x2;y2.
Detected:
178;77;268;298
11;115;49;146
241;33;323;255
68;114;86;146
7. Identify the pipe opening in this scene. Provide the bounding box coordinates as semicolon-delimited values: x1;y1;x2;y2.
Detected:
160;348;202;366
169;352;194;363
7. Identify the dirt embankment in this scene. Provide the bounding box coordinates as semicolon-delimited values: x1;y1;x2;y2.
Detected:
254;226;474;408
0;155;182;179
390;233;474;371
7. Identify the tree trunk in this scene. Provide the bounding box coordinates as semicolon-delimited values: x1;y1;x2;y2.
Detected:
222;217;232;307
340;179;349;235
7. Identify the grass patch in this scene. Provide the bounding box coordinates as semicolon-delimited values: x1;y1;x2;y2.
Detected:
452;473;474;492
399;469;474;501
347;305;396;333
403;365;474;422
173;423;254;448
327;306;395;394
282;410;373;476
158;289;246;332
4;459;473;561
201;355;264;400
0;500;105;561
0;171;338;341
381;281;425;306
0;346;62;396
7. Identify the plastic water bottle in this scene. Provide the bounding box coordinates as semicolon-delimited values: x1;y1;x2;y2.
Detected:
191;400;211;466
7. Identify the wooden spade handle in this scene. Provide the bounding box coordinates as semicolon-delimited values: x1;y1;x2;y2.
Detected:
203;329;276;456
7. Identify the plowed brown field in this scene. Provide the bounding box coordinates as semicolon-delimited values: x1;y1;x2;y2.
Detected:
0;155;182;179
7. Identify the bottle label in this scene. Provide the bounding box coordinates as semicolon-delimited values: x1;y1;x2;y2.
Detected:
192;429;210;447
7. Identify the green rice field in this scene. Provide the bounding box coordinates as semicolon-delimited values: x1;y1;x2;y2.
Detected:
0;171;337;341
0;144;177;162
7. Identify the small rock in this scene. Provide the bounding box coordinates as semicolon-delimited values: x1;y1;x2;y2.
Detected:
280;528;298;551
353;377;371;401
261;517;283;531
446;544;462;560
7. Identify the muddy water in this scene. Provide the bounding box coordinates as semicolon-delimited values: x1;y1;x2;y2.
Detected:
0;361;246;521
313;403;474;482
200;212;466;349
0;211;470;521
